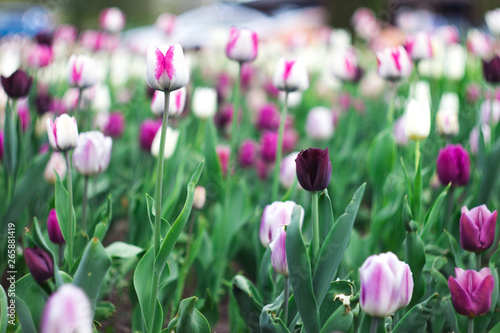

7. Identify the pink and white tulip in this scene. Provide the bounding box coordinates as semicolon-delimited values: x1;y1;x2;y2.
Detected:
260;201;303;248
376;46;413;81
99;7;126;33
273;58;309;92
225;27;259;63
146;44;189;92
155;13;176;35
269;227;288;276
72;131;112;176
405;32;433;61
27;44;53;69
152;87;186;116
216;145;231;176
466;29;492;58
67;55;98;89
436;25;460;45
469;125;491;155
331;48;361;82
44;152;67;184
280;151;300;189
46;114;79;151
305;106;334;140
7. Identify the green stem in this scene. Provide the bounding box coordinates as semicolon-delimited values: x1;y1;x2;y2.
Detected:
283;276;289;325
415;141;420;171
476;252;481;271
468;317;474;333
149;90;171;329
82;176;89;232
386;82;397;126
271;91;288;202
490;86;496;144
311;191;320;269
230;63;242;168
64;151;74;270
370;316;379;333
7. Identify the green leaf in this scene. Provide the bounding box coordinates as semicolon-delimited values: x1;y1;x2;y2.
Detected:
15;273;48;330
92;195;112;242
412;154;422;222
0;286;9;333
55;173;75;251
14;297;36;333
106;242;144;258
286;205;319;333
479;138;500;204
3;100;17;175
400;157;413;204
393;293;438;333
133;247;155;333
203;120;223;199
72;237;112;317
444;230;464;269
320;304;353;333
260;292;290;333
367;129;396;191
313;184;365;307
404;231;426;306
231;275;263;333
489;320;500;333
318;189;334;246
421;184;450;239
175;297;211;333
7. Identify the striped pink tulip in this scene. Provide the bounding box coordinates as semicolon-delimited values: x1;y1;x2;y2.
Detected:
151;87;186;116
260;201;303;248
67;55;97;89
46;114;79;152
225;27;258;63
146;44;189;92
273;58;309;92
27;44;53;69
269;227;288;276
72;131;112;176
376;46;413;81
405;32;433;61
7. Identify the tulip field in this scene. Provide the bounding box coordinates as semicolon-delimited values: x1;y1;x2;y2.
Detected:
1;3;500;333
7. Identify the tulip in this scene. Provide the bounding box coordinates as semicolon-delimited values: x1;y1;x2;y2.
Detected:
480;99;500;125
27;44;53;69
72;131;112;176
24;248;54;284
238;139;257;168
393;114;409;146
169;87;187;116
359;252;414;317
436;25;460;45
260;131;278;163
41;284;93;333
483;55;500;84
17;98;30;133
295;148;332;192
280;151;300;189
151;126;179;159
466;29;492;58
256;103;280;131
283;127;298;153
409;80;431;110
146;44;189;92
269;227;288;276
305;106;334;140
436;93;460;136
35;31;53;46
469;125;491;155
331;48;362;82
376;46;413;81
67;55;98;89
139;119;162;152
329;28;352;50
46;114;79;152
405;32;433;61
35;90;52;115
155;13;176;35
436;144;470;187
466;83;482;103
54;24;78;43
404;99;431;141
448;268;494;318
192;87;217;119
485;8;500;36
214;104;234;131
351;8;380;41
47;209;65;244
1;69;33;99
44;152;67;184
259;201;302;248
193;186;206;210
216;145;230;176
101;112;125;139
225;27;258;63
443;44;466;81
99;7;126;33
460;205;497;253
273;58;309;92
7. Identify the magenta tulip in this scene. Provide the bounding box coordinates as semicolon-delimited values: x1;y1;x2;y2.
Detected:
436;144;470;187
460;205;497;253
448;268;494;318
47;209;65;244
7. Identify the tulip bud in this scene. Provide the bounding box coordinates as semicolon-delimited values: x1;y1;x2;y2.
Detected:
256;103;280;132
482;55;500;84
269;227;288;276
331;48;362;82
260;201;303;248
151;126;179;159
436;93;460;136
139;119;161;151
238;139;257;168
27;44;53;69
280;151;300;189
460;205;497;253
404;99;430;141
72;131;112;176
405;32;433;61
155;13;176;35
273;58;309;92
260;131;278;163
436;144;470;187
24;248;54;284
1;69;33;99
100;112;125;139
41;284;93;333
44;152;67;184
225;27;258;63
469;125;491;155
192;87;217;119
216;145;230;176
359;252;413;317
376;46;413;81
295;148;332;192
67;55;98;89
351;8;380;41
305;107;334;140
47;209;65;244
146;44;189;92
466;29;492;58
485;8;500;36
46;114;79;152
448;268;494;318
443;44;466;81
193;186;206;210
436;25;460;45
99;7;126;33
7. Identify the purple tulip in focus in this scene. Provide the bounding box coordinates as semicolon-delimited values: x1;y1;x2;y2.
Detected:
460;205;497;253
1;69;33;99
24;248;54;284
436;144;470;187
269;227;288;276
41;284;93;333
359;252;413;317
448;268;494;318
47;209;65;244
295;148;332;192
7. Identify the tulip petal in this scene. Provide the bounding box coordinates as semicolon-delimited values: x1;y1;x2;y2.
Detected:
479;210;497;250
448;276;473;317
470;275;495;316
460;213;481;252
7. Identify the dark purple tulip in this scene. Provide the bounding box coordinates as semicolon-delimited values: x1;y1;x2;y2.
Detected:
24;248;54;284
460;205;497;253
483;55;500;84
102;112;125;139
238;139;257;168
47;209;65;244
295;148;332;192
448;268;494;318
139;119;161;151
1;69;33;99
214;104;233;130
36;91;53;115
436;144;470;187
35;31;54;46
